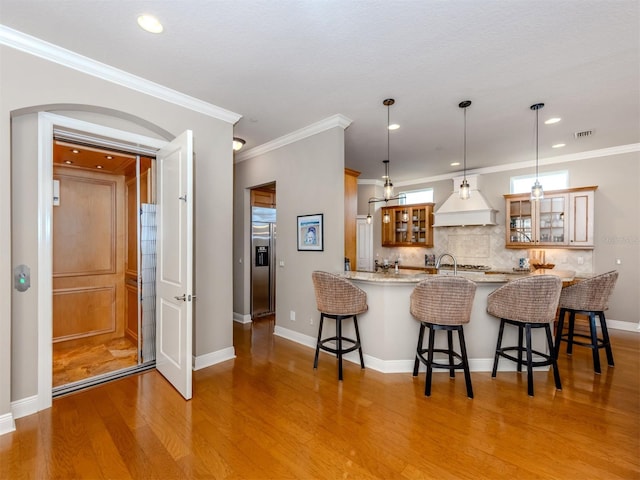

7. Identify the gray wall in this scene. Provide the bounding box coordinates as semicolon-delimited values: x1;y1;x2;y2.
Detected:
233;127;346;337
361;152;640;325
1;45;235;415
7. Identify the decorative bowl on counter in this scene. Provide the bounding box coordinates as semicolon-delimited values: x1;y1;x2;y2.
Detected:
532;263;555;270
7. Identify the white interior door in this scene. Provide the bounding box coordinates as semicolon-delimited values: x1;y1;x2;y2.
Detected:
156;130;194;400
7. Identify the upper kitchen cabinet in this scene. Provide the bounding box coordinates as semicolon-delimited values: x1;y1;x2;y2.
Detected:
504;186;596;249
381;203;434;247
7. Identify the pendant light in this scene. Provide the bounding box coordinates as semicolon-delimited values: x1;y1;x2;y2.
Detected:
458;100;472;200
366;98;406;224
530;103;544;200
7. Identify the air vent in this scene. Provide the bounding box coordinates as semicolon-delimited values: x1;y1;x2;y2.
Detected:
574;130;594;139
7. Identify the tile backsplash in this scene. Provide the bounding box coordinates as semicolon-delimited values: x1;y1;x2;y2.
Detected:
376;224;594;275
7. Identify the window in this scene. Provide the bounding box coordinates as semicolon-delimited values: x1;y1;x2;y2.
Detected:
399;188;434;204
510;171;568;194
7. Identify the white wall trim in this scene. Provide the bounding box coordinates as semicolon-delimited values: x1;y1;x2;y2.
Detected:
0;25;241;124
361;143;640;186
235;114;353;162
273;325;540;373
0;412;16;436
607;319;640;333
11;395;38;421
193;347;236;371
233;312;252;324
37;112;170;413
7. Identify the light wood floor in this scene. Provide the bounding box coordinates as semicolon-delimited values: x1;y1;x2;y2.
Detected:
2;316;639;479
53;336;138;387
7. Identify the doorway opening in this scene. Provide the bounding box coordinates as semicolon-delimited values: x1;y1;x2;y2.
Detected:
250;183;276;320
51;139;157;396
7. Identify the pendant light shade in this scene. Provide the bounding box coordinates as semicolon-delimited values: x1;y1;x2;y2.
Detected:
458;100;472;200
530;103;545;201
366;98;406;224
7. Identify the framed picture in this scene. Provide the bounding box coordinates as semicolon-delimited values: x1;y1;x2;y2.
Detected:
297;214;323;251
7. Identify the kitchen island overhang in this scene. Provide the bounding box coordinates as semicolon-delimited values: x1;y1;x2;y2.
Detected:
274;269;575;374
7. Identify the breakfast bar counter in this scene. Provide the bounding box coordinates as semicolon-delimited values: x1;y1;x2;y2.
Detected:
335;269;575;373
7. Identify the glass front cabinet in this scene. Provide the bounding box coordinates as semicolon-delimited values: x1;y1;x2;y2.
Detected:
381;203;434;247
504;186;596;249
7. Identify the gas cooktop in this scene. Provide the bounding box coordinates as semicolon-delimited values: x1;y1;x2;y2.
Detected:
437;264;492;271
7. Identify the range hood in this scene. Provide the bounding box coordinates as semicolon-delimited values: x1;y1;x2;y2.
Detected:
433;174;497;227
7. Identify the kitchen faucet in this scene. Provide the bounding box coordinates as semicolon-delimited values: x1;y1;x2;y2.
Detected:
435;253;457;275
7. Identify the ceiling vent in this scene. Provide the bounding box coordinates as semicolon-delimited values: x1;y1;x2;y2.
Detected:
574;130;594;139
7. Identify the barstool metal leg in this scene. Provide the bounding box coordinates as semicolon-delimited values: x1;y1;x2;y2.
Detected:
353;316;365;368
447;330;455;378
492;319;506;377
314;314;324;369
517;324;524;372
567;311;576;355
545;323;562;391
525;324;534;397
600;312;615;367
588;312;602;374
336;317;343;381
413;323;425;376
425;325;435;397
555;308;567;359
457;327;473;399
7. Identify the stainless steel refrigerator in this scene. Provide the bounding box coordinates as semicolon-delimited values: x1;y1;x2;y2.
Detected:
251;206;276;318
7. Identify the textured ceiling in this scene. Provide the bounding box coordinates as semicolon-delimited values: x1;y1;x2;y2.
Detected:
1;0;638;183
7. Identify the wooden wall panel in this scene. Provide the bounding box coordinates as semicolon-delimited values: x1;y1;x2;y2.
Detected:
52;286;116;342
52;166;125;346
53;174;116;276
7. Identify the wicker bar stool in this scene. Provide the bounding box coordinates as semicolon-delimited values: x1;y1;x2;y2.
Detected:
410;276;477;398
487;275;562;396
554;271;619;374
311;271;368;380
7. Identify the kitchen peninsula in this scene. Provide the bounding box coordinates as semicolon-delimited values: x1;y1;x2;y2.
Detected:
337;269;575;373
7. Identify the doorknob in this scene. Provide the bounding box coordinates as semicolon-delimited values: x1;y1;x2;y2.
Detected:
174;294;186;301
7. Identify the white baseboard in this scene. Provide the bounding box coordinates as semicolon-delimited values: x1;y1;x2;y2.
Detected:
11;394;39;420
273;325;532;373
193;347;236;371
0;412;16;436
606;319;640;332
233;312;252;324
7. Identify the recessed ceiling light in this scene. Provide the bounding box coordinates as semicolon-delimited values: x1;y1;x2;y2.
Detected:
71;149;80;154
388;124;400;130
450;162;461;166
64;160;73;164
545;117;561;125
105;155;113;160
137;14;163;34
96;165;103;169
552;143;566;149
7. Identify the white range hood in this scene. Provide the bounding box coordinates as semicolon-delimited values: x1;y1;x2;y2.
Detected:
433;174;497;227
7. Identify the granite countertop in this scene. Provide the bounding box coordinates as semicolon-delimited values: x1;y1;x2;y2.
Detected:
341;268;576;284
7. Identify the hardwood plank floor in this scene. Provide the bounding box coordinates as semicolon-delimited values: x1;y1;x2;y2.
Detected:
2;316;639;479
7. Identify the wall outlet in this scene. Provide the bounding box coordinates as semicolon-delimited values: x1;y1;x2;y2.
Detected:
577;256;584;265
309;318;314;325
290;310;296;321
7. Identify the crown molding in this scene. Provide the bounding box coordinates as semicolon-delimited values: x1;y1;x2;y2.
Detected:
363;143;640;187
235;114;353;162
0;25;242;124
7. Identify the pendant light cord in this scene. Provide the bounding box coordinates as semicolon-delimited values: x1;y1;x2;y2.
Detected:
463;107;467;180
535;107;539;180
387;102;390;168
